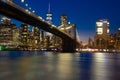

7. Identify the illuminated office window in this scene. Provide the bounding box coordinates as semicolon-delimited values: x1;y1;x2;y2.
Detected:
97;28;103;34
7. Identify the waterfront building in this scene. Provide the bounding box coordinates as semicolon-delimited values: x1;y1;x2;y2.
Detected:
18;24;30;50
0;16;17;48
94;19;110;49
107;34;116;49
12;28;19;47
40;30;45;48
88;37;93;48
44;35;50;49
32;27;40;49
115;28;120;50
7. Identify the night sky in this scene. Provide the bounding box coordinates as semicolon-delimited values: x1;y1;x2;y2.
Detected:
9;0;120;44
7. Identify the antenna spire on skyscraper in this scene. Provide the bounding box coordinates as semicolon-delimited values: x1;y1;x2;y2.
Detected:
48;2;51;13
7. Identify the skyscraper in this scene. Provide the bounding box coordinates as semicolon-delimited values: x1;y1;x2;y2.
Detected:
45;2;53;49
96;19;109;35
114;28;120;50
32;27;40;49
18;24;30;50
94;19;110;49
0;16;16;47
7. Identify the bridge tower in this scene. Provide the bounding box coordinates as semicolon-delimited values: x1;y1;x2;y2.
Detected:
60;15;77;52
61;14;67;32
62;24;76;52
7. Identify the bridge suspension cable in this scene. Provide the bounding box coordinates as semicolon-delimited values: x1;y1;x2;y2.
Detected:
76;29;80;42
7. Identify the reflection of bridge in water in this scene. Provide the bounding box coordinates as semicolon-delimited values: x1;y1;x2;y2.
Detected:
0;0;81;52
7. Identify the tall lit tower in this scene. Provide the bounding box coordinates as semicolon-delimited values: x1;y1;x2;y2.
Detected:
94;19;110;49
45;2;53;49
96;19;109;35
46;3;52;24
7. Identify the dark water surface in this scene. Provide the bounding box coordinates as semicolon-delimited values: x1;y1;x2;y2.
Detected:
0;51;120;80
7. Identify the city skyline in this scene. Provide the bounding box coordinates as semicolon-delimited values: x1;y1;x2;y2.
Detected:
2;0;120;44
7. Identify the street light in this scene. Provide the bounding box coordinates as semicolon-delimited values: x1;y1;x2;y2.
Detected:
21;1;36;14
21;0;24;3
25;4;28;7
32;10;35;13
29;7;31;10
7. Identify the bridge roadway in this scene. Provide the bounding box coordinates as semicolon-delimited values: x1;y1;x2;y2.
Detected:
0;0;80;52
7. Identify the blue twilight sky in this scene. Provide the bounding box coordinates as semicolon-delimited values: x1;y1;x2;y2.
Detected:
11;0;120;44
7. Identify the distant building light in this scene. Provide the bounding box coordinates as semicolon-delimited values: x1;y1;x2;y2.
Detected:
97;28;103;34
102;20;108;23
96;22;103;26
46;17;52;20
107;29;109;33
46;14;52;16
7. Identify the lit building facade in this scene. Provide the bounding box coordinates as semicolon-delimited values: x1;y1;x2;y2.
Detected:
40;30;45;48
94;19;110;49
18;24;30;50
32;27;40;49
88;37;93;48
0;16;17;47
115;28;120;50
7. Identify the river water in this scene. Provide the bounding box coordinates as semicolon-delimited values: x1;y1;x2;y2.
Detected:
0;51;120;80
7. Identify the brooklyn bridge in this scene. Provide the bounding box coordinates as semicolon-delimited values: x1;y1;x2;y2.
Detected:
0;0;81;52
